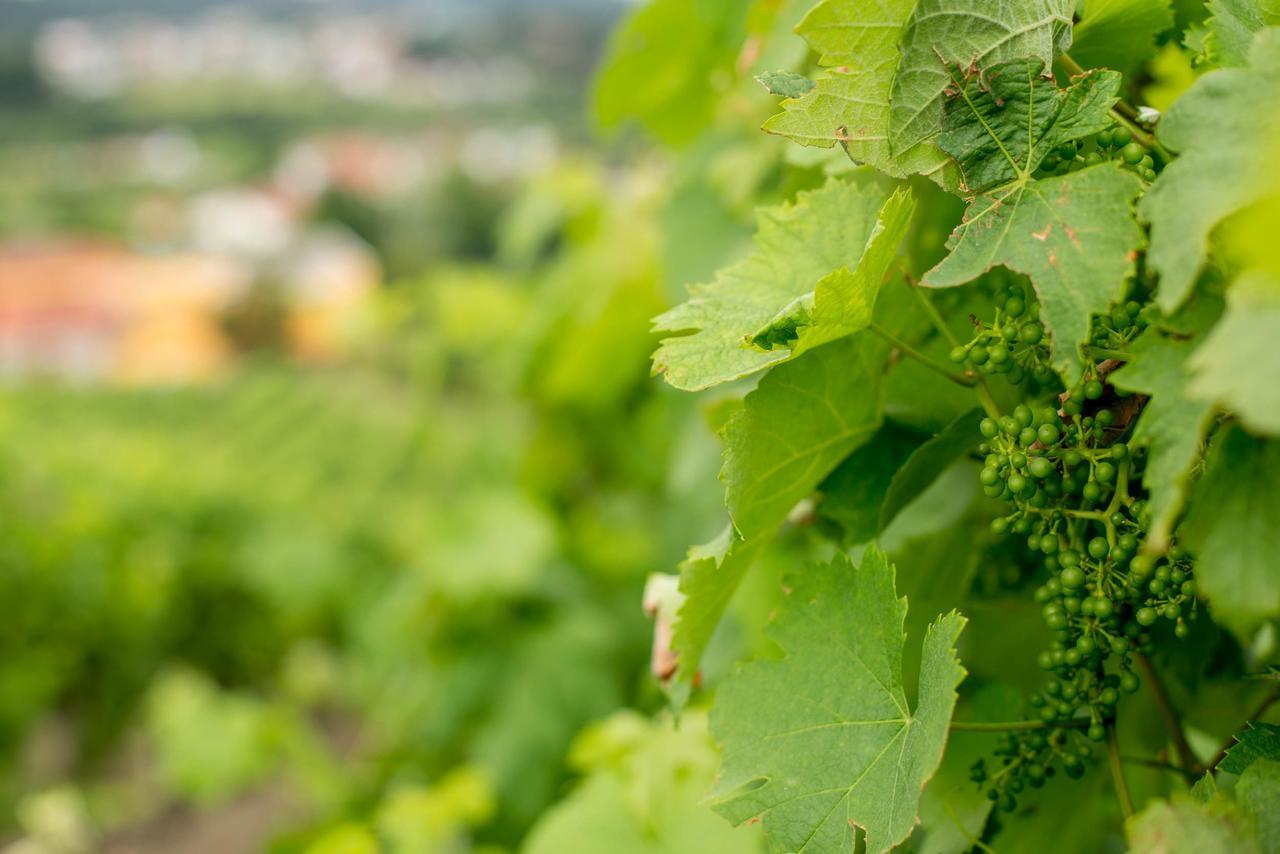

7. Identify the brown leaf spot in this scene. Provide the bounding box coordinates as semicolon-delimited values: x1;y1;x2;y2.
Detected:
1031;224;1052;241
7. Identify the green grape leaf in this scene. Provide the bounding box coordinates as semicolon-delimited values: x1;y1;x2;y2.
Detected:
879;408;983;533
936;59;1120;194
1186;271;1280;436
924;163;1144;383
761;0;955;185
668;526;769;698
1139;28;1280;312
1206;0;1280;66
758;70;815;98
1072;0;1175;75
1109;332;1215;550
723;337;887;539
710;547;966;854
653;181;911;391
1220;721;1280;775
1125;795;1263;854
593;0;747;146
817;423;928;545
889;0;1074;159
525;712;760;854
1237;759;1280;852
920;62;1140;382
1180;426;1280;629
749;189;916;354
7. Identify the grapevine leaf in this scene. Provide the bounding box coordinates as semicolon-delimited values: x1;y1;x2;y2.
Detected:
748;188;916;355
1180;426;1280;629
879;408;983;533
1186;271;1280;436
924;163;1144;383
761;0;956;185
1236;759;1280;852
1206;0;1280;66
1125;795;1263;854
653;181;911;391
1109;331;1215;550
1072;0;1175;75
1220;721;1280;775
936;58;1120;194
709;547;967;854
817;423;928;545
667;526;768;699
889;0;1074;160
723;337;887;539
668;337;888;698
1139;28;1280;312
593;0;747;146
757;70;815;98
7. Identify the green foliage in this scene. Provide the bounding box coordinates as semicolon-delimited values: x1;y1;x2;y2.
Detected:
1206;0;1280;64
1181;425;1280;628
525;712;761;853
1186;271;1280;435
631;1;1280;850
652;179;912;390
710;548;965;854
1220;722;1280;774
1140;27;1280;311
1072;0;1175;74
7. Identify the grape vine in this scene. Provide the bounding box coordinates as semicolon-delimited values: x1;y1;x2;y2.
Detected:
617;0;1280;850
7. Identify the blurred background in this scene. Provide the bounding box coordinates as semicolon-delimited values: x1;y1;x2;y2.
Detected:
0;0;852;850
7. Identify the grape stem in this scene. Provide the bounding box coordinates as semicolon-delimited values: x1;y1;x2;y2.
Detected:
1106;722;1135;818
1083;346;1133;361
1120;755;1199;782
899;271;1003;420
869;323;976;388
950;719;1090;732
1055;53;1175;163
1135;653;1200;773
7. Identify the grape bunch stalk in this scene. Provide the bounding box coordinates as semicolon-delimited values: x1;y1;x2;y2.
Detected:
964;290;1197;813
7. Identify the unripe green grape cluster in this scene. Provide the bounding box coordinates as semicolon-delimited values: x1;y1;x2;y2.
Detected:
1033;124;1160;182
949;285;1054;388
969;305;1196;811
970;730;1094;814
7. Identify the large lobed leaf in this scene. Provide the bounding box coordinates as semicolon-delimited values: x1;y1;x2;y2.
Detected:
936;59;1120;194
710;547;966;854
1206;0;1280;66
889;0;1074;158
1109;331;1216;551
762;0;954;184
1180;425;1280;629
919;57;1140;382
653;180;912;391
666;525;767;698
667;337;888;696
1186;271;1280;437
925;164;1143;383
723;337;888;539
1139;27;1280;312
